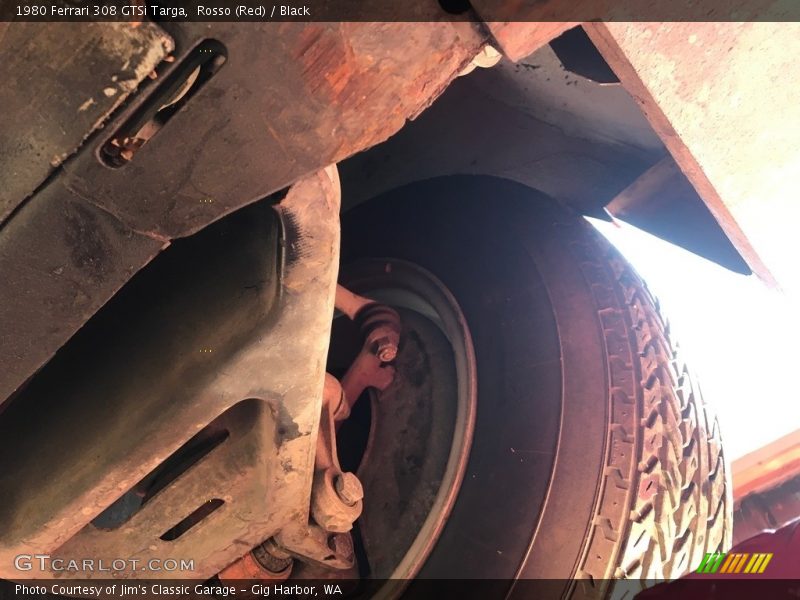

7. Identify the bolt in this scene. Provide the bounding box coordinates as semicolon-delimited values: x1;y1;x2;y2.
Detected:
334;472;364;506
374;336;398;362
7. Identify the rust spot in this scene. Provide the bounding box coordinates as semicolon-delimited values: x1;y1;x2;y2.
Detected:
64;203;110;281
295;26;359;105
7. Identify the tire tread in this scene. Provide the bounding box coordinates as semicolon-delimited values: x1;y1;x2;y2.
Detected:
568;220;732;593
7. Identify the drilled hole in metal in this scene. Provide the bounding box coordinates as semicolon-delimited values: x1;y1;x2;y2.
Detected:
160;499;224;541
100;39;227;167
91;426;229;531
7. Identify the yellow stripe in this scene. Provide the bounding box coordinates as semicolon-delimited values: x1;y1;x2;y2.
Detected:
752;554;768;573
735;553;750;573
757;553;773;574
719;553;736;573
744;554;762;573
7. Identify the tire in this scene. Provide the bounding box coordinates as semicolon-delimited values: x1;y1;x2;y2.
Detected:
341;176;732;596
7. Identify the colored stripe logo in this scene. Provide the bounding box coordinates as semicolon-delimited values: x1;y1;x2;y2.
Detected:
696;552;773;574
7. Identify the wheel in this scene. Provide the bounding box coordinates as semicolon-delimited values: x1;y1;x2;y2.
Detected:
340;175;732;597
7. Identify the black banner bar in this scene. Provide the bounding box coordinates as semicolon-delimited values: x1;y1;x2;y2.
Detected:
2;0;800;22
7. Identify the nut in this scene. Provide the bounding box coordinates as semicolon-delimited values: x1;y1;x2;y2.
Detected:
311;469;362;533
335;472;364;506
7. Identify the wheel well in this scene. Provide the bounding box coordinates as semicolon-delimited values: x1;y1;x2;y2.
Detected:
338;31;749;275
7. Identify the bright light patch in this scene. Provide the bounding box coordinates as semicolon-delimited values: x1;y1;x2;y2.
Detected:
590;217;800;460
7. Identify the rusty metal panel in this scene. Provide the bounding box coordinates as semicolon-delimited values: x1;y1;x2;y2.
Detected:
0;181;166;398
0;22;173;224
476;21;577;61
54;400;279;578
0;22;485;404
340;57;661;215
606;156;751;274
733;430;800;503
585;22;800;292
62;22;485;240
0;169;340;579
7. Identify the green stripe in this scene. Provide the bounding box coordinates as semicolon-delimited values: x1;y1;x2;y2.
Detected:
709;553;726;574
696;553;714;573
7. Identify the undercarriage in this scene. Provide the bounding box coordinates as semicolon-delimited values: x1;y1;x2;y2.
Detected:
2;12;796;598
